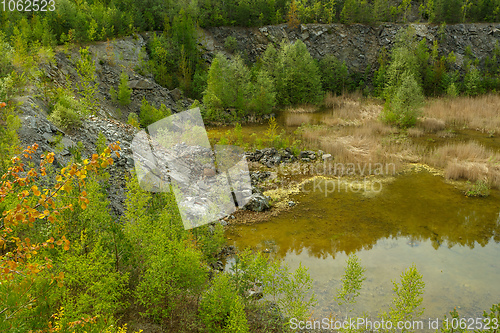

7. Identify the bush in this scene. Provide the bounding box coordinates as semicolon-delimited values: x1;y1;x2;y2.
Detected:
382;264;425;330
135;235;207;321
199;273;249;333
109;86;117;103
446;82;459;97
55;237;130;324
127;112;140;128
249;70;276;116
337;255;366;313
465;179;490;197
48;93;83;130
224;36;238;53
263;260;316;321
139;98;167;127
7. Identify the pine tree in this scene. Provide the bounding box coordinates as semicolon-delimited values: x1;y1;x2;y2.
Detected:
118;71;132;106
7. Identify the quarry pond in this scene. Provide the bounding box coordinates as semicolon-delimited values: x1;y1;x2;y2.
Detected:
225;169;500;320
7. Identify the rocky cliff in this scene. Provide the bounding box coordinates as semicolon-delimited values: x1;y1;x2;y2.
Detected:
202;23;500;72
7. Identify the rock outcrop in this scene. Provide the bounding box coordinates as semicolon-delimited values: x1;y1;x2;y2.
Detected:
202;23;500;73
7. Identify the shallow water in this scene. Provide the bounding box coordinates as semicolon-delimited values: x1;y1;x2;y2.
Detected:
226;171;500;319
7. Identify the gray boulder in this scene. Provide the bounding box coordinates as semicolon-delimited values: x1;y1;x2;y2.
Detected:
244;193;271;212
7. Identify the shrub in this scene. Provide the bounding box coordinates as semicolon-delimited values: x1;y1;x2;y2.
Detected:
55;237;130;324
0;101;20;175
135;235;207;321
465;179;490;197
263;260;316;321
127;112;140;128
118;71;132;105
109;86;117;103
249;70;276;116
48;93;83;130
224;36;238;53
446;82;459;97
139;98;166;127
199;273;249;333
76;47;99;113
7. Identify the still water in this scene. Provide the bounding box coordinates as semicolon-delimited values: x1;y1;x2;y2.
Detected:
226;171;500;319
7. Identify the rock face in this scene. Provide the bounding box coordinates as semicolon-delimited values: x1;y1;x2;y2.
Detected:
202;23;500;73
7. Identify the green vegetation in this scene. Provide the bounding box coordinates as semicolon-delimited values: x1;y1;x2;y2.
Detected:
76;47;99;113
204;53;276;121
127;112;141;128
47;88;85;131
383;264;425;332
336;254;366;315
118;71;132;106
2;2;500;332
199;273;249;333
3;0;497;47
465;179;490;197
139;98;171;128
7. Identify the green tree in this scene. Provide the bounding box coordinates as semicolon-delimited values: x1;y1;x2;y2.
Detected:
249;69;276;116
382;70;424;128
263;260;317;320
336;255;366;316
319;54;350;94
203;53;255;119
0;102;19;175
76;47;99;113
275;40;323;105
374;0;391;22
118;71;132;106
383;264;425;332
341;0;358;24
464;65;482;96
383;27;421;100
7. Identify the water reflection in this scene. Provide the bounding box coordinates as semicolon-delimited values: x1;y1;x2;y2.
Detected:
226;171;500;317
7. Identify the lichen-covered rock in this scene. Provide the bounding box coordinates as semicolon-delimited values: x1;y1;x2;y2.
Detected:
244;193;271;212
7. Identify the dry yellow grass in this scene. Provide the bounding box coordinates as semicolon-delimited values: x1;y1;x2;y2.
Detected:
417;117;446;133
285;113;315;127
407;127;424;137
426;141;500;188
294;93;500;184
424;94;500;133
285;104;318;113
